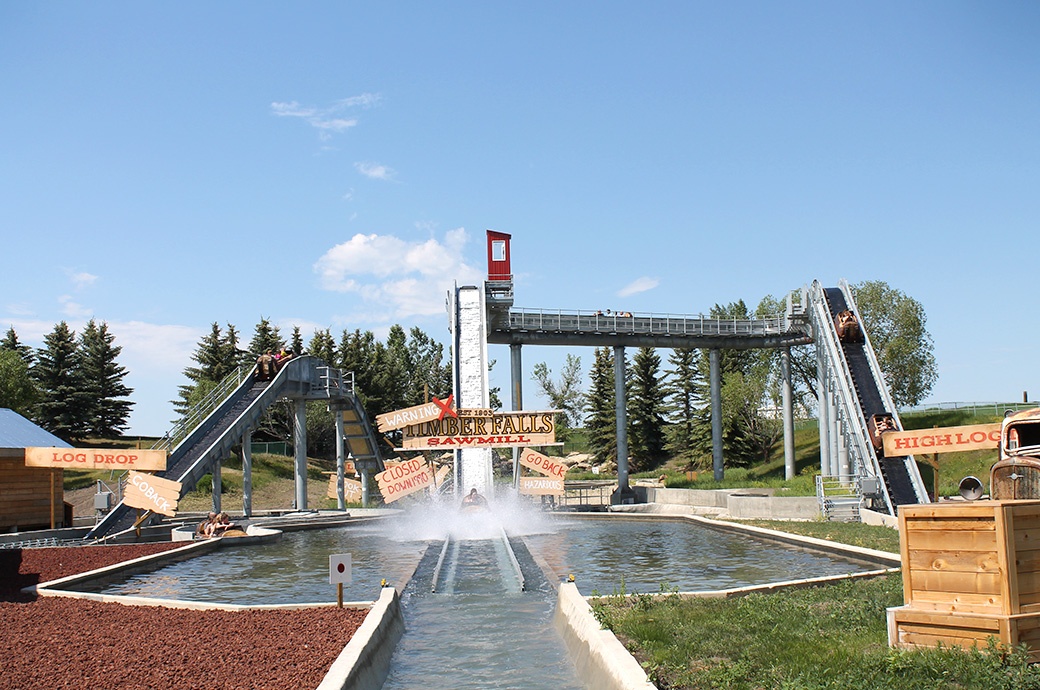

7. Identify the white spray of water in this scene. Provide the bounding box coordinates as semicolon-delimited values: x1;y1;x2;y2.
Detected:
381;490;559;543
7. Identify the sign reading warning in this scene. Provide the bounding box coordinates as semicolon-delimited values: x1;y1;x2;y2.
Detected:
377;395;456;433
401;411;557;450
122;471;181;517
519;476;565;496
519;448;567;479
375;457;434;503
882;423;1001;457
25;447;168;471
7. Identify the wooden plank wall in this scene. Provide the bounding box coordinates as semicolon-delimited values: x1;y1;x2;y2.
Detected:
0;457;64;531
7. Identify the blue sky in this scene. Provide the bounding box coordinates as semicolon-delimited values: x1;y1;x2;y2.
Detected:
2;2;1038;435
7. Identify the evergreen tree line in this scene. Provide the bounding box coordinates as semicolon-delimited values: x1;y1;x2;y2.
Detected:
178;318;454;459
0;322;134;442
537;280;938;475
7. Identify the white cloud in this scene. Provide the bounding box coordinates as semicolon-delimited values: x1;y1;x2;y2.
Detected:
59;295;92;319
68;271;98;290
355;161;395;181
618;276;660;297
271;94;380;140
314;229;483;318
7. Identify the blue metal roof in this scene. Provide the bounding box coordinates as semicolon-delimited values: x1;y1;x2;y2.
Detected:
0;408;72;449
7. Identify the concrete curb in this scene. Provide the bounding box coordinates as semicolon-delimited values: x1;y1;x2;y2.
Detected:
554;582;657;690
317;586;404;690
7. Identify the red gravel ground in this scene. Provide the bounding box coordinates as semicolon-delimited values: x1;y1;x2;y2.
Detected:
0;544;368;690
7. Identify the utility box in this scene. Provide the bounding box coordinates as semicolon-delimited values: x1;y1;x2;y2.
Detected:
94;491;113;512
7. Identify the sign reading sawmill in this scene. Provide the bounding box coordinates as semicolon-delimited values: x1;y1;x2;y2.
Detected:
400;409;557;450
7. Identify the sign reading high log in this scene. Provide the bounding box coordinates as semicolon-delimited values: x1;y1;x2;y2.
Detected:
519;476;565;496
25;447;168;471
400;410;557;450
519;448;567;479
375;457;434;503
882;423;1001;457
122;471;181;517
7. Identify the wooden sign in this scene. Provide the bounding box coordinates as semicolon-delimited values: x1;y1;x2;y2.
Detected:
519;448;568;479
25;447;168;471
327;475;363;502
883;423;1001;457
375;457;434;503
376;395;456;432
401;410;557;450
519;476;565;496
122;471;181;517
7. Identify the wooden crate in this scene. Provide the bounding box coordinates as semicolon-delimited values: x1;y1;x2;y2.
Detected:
899;500;1040;616
889;607;1040;662
890;500;1040;657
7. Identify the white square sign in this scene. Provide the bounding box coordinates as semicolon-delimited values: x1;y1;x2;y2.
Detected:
329;553;352;585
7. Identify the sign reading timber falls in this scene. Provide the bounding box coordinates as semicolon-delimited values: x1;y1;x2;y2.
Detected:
400;409;557;450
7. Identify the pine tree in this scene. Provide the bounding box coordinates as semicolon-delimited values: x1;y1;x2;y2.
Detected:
585;347;618;465
405;327;452;405
80;319;134;437
33;321;90;441
1;326;35;366
247;317;283;358
289;326;304;356
665;347;705;466
175;323;245;418
628;347;667;473
307;328;336;365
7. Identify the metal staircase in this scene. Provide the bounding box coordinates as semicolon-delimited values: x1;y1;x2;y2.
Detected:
86;356;385;540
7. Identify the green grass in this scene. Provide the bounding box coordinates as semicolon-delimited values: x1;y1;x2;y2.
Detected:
729;518;901;553
594;574;1040;689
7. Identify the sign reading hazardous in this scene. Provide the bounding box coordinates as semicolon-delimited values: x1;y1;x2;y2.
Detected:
123;471;181;516
401;410;557;450
25;447;168;471
519;448;567;479
882;423;1001;457
519;477;565;496
377;395;456;433
375;457;434;503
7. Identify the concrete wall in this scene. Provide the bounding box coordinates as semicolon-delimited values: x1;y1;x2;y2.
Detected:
553;582;656;690
644;487;821;520
317;587;404;690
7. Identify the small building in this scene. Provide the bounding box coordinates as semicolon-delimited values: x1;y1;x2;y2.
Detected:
0;408;72;531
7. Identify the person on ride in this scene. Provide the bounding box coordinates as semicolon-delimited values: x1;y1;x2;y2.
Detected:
461;487;487;509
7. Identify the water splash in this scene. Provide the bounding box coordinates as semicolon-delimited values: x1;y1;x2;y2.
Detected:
381;489;559;543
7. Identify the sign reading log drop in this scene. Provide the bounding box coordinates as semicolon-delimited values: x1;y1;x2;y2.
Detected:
122;471;181;517
25;447;168;471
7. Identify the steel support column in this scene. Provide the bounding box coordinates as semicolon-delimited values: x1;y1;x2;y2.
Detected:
211;458;222;514
817;344;832;476
781;346;796;481
294;399;307;511
710;348;724;482
335;408;346;510
613;345;632;502
510;343;523;488
242;429;253;517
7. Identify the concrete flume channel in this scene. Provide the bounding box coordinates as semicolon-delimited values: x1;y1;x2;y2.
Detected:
29;511;899;690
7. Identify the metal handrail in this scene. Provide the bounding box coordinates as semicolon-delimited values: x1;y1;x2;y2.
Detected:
504;308;796;337
152;363;255;452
